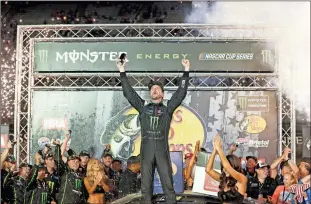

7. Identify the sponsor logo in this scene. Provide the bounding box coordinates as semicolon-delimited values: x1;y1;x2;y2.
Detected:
237;96;269;112
42;118;68;130
136;53;189;60
236;137;249;145
41;192;48;203
47;50;128;63
38;49;48;63
149;116;159;130
240;115;267;134
199;53;254;60
261;50;272;64
38;137;51;148
248;140;269;148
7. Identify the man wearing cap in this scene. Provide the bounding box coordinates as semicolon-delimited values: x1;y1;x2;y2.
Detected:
243;156;258;179
101;150;119;201
117;58;190;203
26;157;56;204
112;158;123;177
246;162;277;203
118;156;141;198
4;154;39;204
57;154;87;204
42;152;60;202
1;155;17;203
78;150;90;177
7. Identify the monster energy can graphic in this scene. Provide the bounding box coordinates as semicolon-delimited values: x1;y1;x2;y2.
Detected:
41;192;47;204
75;179;82;189
149;116;159;130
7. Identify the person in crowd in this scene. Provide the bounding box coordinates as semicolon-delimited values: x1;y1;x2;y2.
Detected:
1;140;14;167
270;147;296;185
270;172;298;204
4;160;38;204
246;162;277;203
101;150;119;201
42;152;59;201
1;154;17;203
184;140;200;190
79;150;90;177
118;156;141;198
206;134;247;204
84;158;110;204
27;153;56;204
117;56;190;204
57;154;87;204
243;156;258;179
112;158;123;177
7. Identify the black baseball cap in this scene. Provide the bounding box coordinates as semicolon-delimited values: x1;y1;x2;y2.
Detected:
127;156;140;165
19;163;32;168
43;153;54;160
246;156;258;163
67;155;81;161
79;150;90;157
112;158;122;163
256;162;270;169
102;151;113;159
148;81;164;92
5;155;16;163
37;164;46;170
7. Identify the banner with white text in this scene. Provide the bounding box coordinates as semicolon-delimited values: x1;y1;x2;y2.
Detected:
34;41;275;72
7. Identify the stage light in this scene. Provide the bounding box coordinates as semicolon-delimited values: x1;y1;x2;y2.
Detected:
19;19;23;22
52;18;55;21
93;18;96;22
63;16;67;20
57;17;60;20
76;18;80;21
5;1;8;4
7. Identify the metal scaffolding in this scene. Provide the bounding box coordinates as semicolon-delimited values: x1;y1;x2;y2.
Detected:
14;24;295;164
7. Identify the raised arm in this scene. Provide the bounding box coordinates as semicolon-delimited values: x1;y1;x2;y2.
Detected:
214;135;247;185
205;149;221;182
185;140;200;181
1;141;12;167
167;59;190;114
117;60;144;113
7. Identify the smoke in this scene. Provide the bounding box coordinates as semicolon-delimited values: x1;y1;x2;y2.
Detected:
186;2;310;119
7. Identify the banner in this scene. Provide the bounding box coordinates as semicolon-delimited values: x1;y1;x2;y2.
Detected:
153;151;184;194
302;125;311;159
1;125;9;151
34;42;274;72
31;90;277;164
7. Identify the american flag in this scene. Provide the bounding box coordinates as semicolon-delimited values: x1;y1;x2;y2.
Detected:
288;183;310;203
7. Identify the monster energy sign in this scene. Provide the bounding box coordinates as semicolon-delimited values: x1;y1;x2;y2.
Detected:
34;41;275;72
41;192;47;204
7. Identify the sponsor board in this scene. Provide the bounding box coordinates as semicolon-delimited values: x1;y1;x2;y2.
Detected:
239;115;267;134
237;96;269;112
34;42;274;72
248;140;270;148
153;151;184;194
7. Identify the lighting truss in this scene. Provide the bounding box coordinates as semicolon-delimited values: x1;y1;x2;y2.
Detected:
15;24;294;164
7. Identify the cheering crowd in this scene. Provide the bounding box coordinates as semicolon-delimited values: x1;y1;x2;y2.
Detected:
1;133;310;204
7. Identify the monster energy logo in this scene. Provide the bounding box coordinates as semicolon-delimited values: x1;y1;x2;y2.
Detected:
149;116;159;130
47;181;54;193
38;50;48;63
261;50;271;64
237;97;248;110
75;179;82;189
41;192;47;204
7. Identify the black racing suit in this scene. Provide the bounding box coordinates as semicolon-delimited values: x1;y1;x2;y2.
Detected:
1;169;17;203
246;176;277;199
4;167;38;204
120;71;189;203
27;179;55;204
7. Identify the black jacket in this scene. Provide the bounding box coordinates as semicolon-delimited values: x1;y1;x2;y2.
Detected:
3;167;38;204
118;168;141;198
27;179;54;204
246;176;277;199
